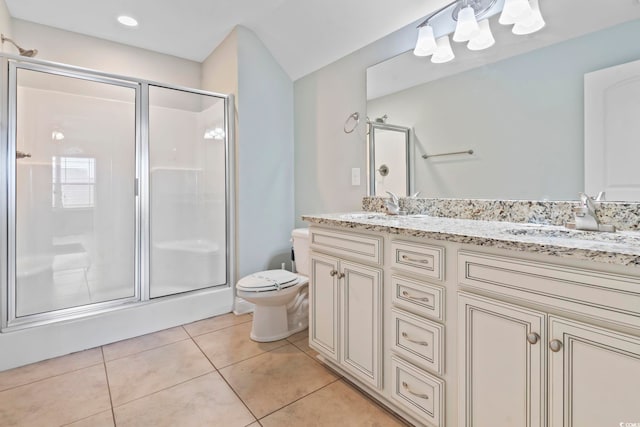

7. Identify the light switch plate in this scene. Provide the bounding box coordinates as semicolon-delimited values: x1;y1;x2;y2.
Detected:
351;168;360;186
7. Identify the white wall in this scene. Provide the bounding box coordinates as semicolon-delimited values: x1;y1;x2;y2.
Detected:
293;24;416;227
236;26;294;275
0;0;11;48
201;26;294;278
12;19;200;87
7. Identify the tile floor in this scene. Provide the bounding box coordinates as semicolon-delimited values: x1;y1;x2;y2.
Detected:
0;313;409;426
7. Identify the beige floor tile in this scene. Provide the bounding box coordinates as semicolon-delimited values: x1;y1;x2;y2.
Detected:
0;348;103;392
106;340;213;406
114;372;255;427
291;336;319;359
246;423;261;427
65;410;114;427
260;380;407;427
0;364;111;427
286;328;309;343
183;312;252;337
102;327;189;361
220;344;339;419
194;322;288;368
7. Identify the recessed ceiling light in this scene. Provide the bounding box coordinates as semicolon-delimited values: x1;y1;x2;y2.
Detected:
117;15;138;27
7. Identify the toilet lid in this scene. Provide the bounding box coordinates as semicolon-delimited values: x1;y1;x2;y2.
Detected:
236;269;300;292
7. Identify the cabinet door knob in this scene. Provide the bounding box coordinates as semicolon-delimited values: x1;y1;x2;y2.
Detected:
526;332;540;345
337;272;345;279
329;270;337;277
549;339;563;352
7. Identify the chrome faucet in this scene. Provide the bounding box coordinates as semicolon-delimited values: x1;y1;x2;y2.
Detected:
566;192;615;232
385;191;400;215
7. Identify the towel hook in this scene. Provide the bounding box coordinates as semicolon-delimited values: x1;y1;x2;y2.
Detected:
343;112;360;134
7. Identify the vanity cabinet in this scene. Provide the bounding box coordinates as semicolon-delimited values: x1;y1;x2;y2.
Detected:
548;316;640;427
458;293;546;427
308;228;383;389
458;251;640;427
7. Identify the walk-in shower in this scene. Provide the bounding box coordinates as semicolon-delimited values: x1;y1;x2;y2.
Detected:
0;54;234;340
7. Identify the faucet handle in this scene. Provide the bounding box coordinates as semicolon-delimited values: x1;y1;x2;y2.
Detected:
595;191;606;202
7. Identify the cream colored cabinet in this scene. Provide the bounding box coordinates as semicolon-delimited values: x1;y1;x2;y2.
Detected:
458;251;640;427
549;316;640;427
340;259;383;389
309;251;383;388
308;227;384;390
309;252;340;362
458;292;546;427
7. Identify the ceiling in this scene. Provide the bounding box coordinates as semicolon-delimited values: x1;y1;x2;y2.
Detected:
4;0;450;81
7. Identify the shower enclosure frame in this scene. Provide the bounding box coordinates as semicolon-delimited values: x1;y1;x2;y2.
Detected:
0;54;236;330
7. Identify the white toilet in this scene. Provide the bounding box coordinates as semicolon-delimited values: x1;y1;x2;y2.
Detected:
236;228;310;342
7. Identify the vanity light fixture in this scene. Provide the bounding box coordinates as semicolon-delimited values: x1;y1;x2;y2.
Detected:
414;0;545;63
117;15;139;27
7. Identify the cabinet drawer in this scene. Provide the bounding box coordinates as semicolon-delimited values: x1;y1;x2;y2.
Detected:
392;275;444;322
459;250;640;330
391;240;443;280
391;356;445;427
391;309;444;375
310;228;383;265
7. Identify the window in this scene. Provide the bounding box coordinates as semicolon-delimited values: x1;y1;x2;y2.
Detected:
52;156;96;208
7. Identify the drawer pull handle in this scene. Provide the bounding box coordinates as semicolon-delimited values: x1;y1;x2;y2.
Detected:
329;270;338;277
401;255;430;264
526;333;540;345
337;272;345;279
549;339;563;352
402;381;429;400
402;332;429;346
402;291;429;303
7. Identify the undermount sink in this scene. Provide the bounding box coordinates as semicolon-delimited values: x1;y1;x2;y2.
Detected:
504;227;639;244
337;212;388;220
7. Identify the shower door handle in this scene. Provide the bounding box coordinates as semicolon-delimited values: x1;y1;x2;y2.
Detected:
16;150;31;159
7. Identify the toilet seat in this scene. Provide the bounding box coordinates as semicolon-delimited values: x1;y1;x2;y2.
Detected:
236;269;301;293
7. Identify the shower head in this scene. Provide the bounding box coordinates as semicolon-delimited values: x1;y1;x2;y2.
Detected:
1;34;38;57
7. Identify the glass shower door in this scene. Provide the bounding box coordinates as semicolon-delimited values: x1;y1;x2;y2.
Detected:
11;64;139;318
148;85;227;298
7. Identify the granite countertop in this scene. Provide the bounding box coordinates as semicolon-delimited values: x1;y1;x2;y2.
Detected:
302;212;640;268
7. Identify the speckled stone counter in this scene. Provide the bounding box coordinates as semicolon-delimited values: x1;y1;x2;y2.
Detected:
302;212;640;268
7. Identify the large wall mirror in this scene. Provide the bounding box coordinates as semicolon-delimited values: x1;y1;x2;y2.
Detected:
366;1;640;201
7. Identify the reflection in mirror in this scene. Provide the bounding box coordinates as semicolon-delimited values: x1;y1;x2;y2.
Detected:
367;2;640;201
368;123;411;196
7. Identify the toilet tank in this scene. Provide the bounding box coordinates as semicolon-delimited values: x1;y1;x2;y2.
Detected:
291;228;310;276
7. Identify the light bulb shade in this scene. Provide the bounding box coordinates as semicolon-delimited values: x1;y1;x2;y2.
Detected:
414;25;437;56
453;6;480;42
512;0;545;35
431;36;455;64
467;19;495;51
499;0;533;25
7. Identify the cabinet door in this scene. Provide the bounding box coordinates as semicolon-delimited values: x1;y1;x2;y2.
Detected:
341;260;383;389
309;252;339;362
549;316;640;427
458;293;546;427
